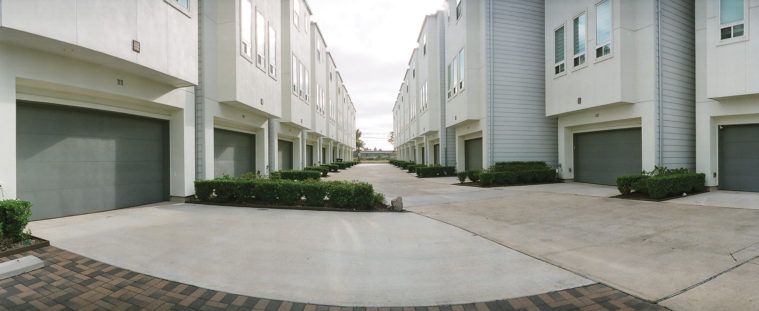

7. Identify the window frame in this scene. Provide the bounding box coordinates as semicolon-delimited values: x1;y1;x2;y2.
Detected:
451;56;458;96
718;0;748;42
268;25;277;79
572;11;587;69
165;0;191;18
457;49;465;91
293;0;301;30
554;24;566;76
456;0;463;20
594;0;613;62
255;10;266;70
240;0;253;62
292;54;298;96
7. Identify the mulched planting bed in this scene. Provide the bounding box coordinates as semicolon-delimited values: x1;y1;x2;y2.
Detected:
454;181;562;188
0;237;50;258
611;191;706;202
188;200;396;213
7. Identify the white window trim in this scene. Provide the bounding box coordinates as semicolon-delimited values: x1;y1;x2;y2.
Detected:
457;48;465;91
165;0;191;18
456;0;463;21
240;0;254;63
572;11;588;71
594;0;613;63
255;10;267;72
553;24;567;77
268;26;277;80
717;0;749;44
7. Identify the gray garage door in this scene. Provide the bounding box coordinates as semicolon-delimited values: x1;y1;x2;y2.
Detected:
574;128;642;185
307;145;314;167
719;124;759;192
465;138;483;171
278;140;294;170
17;102;169;220
214;129;255;178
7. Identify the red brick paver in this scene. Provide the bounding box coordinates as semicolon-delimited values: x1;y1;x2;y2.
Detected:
0;247;667;310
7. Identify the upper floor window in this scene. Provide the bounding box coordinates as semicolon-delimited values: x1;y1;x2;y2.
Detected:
447;63;452;99
166;0;190;16
293;0;301;30
241;0;253;59
269;26;277;77
451;56;458;95
595;0;611;58
573;13;586;66
720;0;745;40
456;0;463;20
292;55;298;95
555;26;565;74
174;0;189;9
458;49;465;90
256;11;266;68
422;34;427;55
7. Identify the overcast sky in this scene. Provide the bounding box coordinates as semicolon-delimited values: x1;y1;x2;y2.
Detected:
308;0;445;151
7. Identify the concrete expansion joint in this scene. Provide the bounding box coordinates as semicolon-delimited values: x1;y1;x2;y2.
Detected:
656;252;759;303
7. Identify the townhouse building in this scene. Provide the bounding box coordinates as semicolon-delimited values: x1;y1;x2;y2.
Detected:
696;0;759;192
546;0;696;185
1;0;357;220
394;0;556;172
0;0;198;220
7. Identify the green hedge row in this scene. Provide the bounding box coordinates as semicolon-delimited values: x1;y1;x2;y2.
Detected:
305;166;329;177
407;164;426;173
617;173;705;199
390;160;416;169
0;200;32;242
195;179;382;210
279;170;322;181
480;169;556;187
416;166;456;177
492;161;550;172
321;164;339;172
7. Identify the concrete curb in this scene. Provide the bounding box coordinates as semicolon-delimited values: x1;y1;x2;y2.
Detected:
0;256;44;280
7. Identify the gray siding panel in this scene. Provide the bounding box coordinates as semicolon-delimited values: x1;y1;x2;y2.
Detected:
660;0;696;170
488;0;557;167
445;126;456;167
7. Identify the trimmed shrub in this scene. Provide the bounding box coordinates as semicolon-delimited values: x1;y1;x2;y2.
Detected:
467;170;481;183
195;180;214;201
0;200;32;242
322;164;339;172
327;182;354;209
494;171;518;185
279;170;321;181
408;164;427;173
277;181;303;205
305;166;329;177
493;161;550;172
253;180;280;203
302;182;328;207
352;182;375;209
214;180;244;202
416;166;456;178
480;172;495;187
457;171;468;183
647;173;706;199
616;175;649;195
400;162;416;169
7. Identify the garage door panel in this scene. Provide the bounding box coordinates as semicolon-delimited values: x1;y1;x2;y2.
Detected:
214;129;255;178
719;124;759;192
17;102;169;220
574;128;642;185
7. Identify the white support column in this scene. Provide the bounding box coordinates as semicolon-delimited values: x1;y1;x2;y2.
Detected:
268;118;279;173
317;137;323;165
169;94;195;198
256;125;268;174
423;135;430;165
0;74;17;200
300;130;307;169
327;141;333;164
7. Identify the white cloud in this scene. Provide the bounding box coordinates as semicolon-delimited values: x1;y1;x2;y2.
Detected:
308;0;445;150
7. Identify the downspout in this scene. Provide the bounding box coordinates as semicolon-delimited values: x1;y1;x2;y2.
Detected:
194;0;205;180
438;14;447;166
486;0;495;168
655;0;664;167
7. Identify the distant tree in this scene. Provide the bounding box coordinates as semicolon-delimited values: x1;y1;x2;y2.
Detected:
373;147;378;151
388;131;394;145
356;129;366;151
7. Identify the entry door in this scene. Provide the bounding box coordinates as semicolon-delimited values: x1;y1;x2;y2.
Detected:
421;147;426;165
464;138;483;170
278;140;294;170
719;124;759;192
573;128;642;185
434;144;440;165
214;129;255;178
307;145;314;167
17;102;169;220
322;147;326;164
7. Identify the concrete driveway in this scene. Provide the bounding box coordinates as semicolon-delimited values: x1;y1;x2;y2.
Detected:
29;202;591;307
329;164;759;311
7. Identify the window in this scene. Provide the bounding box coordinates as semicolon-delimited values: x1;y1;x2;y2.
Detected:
595;0;611;58
241;0;252;59
554;26;565;74
292;55;298;95
268;26;277;77
256;11;266;68
305;69;310;103
456;0;463;20
458;49;465;89
447;63;452;99
317;41;322;62
451;56;458;95
166;0;190;14
573;13;586;66
299;60;305;98
293;0;301;30
422;34;427;55
720;0;745;39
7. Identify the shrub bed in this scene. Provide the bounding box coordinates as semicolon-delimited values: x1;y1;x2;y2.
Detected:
194;178;384;210
615;166;706;199
305;166;329;177
0;200;32;242
408;164;426;173
322;164;339;172
416;166;456;177
279;170;322;181
459;161;557;187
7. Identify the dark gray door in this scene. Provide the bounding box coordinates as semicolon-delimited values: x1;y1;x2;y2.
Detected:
307;145;314;167
421;147;426;165
322;147;326;164
17;102;169;220
465;138;483;171
719;124;759;192
574;128;642;185
434;144;440;165
278;140;294;170
214;129;255;178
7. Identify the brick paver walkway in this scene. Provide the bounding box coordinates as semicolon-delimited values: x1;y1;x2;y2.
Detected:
0;247;666;311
